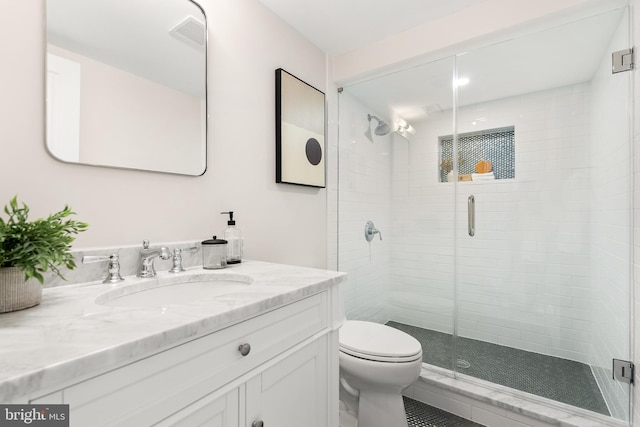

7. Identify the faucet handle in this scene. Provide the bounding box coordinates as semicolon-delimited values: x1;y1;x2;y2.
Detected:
169;246;198;273
82;254;125;283
364;221;383;242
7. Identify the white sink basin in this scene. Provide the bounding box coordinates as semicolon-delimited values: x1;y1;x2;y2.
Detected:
96;272;254;308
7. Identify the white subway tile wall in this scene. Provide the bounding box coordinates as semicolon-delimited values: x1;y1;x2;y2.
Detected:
390;83;595;365
336;94;391;323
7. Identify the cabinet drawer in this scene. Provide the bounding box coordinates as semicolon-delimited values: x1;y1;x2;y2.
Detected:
64;292;327;427
156;388;239;427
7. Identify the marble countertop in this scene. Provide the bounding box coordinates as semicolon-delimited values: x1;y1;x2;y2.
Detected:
0;260;346;402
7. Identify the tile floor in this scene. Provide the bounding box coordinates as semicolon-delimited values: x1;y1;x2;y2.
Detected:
404;397;485;426
388;321;609;416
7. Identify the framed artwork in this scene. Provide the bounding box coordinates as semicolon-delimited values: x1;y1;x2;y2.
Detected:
275;68;326;188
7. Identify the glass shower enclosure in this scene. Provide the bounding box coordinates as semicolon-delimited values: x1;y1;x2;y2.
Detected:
337;5;632;422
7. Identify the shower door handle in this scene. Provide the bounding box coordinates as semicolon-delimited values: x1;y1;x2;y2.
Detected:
468;195;475;237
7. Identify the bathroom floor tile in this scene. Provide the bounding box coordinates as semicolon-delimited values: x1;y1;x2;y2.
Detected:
388;321;609;416
404;396;485;427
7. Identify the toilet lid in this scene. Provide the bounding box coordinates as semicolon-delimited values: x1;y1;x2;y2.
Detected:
339;321;422;362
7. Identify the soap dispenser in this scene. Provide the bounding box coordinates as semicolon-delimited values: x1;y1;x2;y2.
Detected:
221;211;243;264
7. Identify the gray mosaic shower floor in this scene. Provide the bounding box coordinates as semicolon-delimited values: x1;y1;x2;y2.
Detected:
404;397;485;427
387;321;610;416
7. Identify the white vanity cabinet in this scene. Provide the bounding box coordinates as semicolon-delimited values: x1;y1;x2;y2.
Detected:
245;336;329;427
28;291;339;427
163;336;329;427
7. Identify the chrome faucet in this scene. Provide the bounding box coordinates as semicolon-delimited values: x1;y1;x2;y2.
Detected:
137;240;171;278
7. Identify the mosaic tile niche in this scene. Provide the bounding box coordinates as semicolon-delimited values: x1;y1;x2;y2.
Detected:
439;126;515;182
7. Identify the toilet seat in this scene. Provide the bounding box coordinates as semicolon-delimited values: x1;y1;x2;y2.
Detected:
340;346;422;363
339;321;422;363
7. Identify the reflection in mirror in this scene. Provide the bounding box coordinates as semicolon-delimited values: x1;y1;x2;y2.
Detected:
46;0;207;176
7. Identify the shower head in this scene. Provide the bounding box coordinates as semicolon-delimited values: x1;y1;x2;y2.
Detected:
367;114;391;137
374;122;390;136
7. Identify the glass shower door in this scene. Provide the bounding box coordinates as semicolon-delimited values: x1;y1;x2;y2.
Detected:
337;55;458;373
383;57;459;373
337;4;632;422
453;7;632;420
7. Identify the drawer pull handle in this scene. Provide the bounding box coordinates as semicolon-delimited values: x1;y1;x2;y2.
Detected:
252;421;264;427
238;343;251;356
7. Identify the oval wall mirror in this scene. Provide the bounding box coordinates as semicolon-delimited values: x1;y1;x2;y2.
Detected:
45;0;207;176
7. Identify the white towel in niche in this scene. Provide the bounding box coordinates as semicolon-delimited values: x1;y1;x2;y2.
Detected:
472;172;495;181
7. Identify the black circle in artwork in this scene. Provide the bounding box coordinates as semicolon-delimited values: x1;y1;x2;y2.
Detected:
305;138;322;166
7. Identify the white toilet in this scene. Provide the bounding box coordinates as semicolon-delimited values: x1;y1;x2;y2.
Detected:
338;320;423;427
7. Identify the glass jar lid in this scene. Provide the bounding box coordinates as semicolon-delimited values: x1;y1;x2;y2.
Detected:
202;236;228;245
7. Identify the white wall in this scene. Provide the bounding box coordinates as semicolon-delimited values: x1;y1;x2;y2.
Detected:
335;93;391;323
0;0;328;269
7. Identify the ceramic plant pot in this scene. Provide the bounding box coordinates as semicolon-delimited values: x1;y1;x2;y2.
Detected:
0;267;42;313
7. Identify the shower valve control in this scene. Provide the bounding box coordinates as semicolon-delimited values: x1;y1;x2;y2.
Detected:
365;220;382;242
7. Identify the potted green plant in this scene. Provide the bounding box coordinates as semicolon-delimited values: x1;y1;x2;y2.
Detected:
0;196;88;313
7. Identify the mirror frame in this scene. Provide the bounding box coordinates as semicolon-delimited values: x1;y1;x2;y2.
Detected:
44;0;208;176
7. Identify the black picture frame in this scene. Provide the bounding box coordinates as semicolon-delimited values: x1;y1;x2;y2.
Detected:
275;68;326;188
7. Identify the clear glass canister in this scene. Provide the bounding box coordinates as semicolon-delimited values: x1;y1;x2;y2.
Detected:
201;236;228;269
